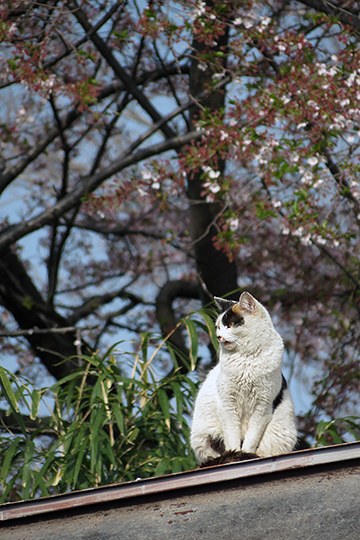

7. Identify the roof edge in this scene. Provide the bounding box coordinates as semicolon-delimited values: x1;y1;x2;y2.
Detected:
1;441;359;522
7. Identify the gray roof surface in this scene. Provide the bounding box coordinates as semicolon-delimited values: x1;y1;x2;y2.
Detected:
1;442;359;539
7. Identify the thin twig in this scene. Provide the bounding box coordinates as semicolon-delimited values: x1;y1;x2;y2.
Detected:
0;326;99;337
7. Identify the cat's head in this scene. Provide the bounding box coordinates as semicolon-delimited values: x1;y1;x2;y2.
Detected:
214;291;277;352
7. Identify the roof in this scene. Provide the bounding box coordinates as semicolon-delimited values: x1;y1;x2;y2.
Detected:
0;442;359;539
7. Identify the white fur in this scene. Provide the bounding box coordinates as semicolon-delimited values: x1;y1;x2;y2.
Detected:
190;292;297;463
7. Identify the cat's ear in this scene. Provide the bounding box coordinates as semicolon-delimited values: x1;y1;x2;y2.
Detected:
214;297;236;312
238;291;257;313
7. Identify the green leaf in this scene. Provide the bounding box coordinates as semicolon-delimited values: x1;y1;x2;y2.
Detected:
0;367;20;413
1;438;20;483
0;476;18;504
127;426;140;444
33;449;58;492
316;419;331;439
72;425;88;488
183;318;199;371
52;370;82;388
101;439;116;467
171;382;183;426
171;458;183;473
154;458;170;476
199;309;219;351
111;401;125;436
22;441;35;499
157;388;171;430
30;389;41;420
22;295;34;310
325;428;343;444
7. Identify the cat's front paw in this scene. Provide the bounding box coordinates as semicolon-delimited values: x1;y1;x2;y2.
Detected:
197;448;221;464
241;443;257;454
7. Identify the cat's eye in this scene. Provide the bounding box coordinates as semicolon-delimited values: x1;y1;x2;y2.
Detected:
222;309;244;328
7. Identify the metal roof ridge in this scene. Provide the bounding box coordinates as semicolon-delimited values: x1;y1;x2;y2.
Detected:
1;441;359;522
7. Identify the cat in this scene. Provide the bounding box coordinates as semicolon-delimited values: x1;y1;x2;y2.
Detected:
190;291;297;465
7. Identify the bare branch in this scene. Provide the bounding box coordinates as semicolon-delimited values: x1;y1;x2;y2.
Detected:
74;216;191;256
0;84;109;196
156;279;200;371
0;63;188;196
0;409;58;437
323;149;360;222
68;288;145;325
0;325;98;337
296;0;360;34
0;250;88;379
68;0;177;140
0;130;203;254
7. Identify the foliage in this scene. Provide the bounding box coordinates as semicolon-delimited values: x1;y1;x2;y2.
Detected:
0;308;218;502
0;0;359;468
0;306;358;503
315;416;360;447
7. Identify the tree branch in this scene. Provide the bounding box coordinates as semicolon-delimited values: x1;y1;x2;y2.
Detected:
68;0;177;140
0;84;112;196
0;325;98;337
0;250;88;379
0;409;58;437
322;149;360;223
0;63;188;196
297;0;360;34
186;1;238;301
74;217;190;255
155;279;200;370
0;130;203;254
67;288;145;325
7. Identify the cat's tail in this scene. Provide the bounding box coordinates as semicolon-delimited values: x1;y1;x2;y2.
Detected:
190;432;221;465
200;450;259;468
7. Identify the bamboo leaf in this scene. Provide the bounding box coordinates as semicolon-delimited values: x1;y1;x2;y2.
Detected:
326;428;343;444
316;419;333;439
199;309;219;351
30;389;41;420
111;401;125;436
182;318;198;371
100;341;126;364
171;382;184;426
154;458;170;476
101;438;117;467
72;424;88;488
22;440;35;499
157;388;171;431
33;449;58;492
52;370;82;388
1;438;20;483
0;367;20;413
0;476;18;504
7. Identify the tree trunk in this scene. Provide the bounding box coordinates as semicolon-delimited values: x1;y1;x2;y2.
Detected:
0;250;84;380
187;1;238;302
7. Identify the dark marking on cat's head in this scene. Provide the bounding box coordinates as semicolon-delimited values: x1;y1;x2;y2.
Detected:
213;296;237;313
222;307;245;328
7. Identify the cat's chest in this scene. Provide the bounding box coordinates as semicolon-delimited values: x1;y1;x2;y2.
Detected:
216;357;274;402
217;370;258;400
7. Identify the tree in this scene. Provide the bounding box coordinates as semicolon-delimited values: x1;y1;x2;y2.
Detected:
0;0;359;469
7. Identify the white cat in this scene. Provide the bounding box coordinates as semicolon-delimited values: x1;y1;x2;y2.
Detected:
190;291;297;465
